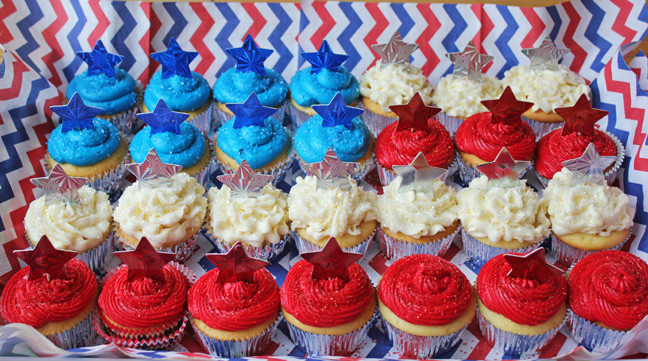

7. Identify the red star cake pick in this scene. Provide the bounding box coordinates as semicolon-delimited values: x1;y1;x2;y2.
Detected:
481;86;533;126
392;151;449;192
557;94;607;137
300;237;363;280
31;164;88;203
372;31;419;65
14;236;77;281
504;248;563;282
476;147;531;181
390;92;441;132
206;242;269;283
114;237;175;282
217;159;274;193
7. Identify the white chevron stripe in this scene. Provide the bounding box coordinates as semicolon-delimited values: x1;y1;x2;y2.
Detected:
201;5;222;83
18;0;56;82
564;0;598;81
54;0;80;89
630;53;648;93
256;3;280;70
279;3;301;79
406;3;427;71
77;1;98;51
348;2;375;77
230;4;252;54
426;4;455;83
123;2;150;81
174;3;200;73
299;0;323;61
322;2;348;57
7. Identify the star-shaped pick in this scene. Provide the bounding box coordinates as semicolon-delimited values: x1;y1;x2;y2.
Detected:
226;34;273;76
137;99;188;135
301;237;363;280
562;143;616;185
30;164;88;202
125;148;182;184
476;148;531;181
302;148;359;185
226;93;277;129
150;38;198;79
206;243;269;283
392;152;449;192
522;36;570;69
390;93;441;132
14;236;77;281
447;41;494;80
372;31;419;65
114;238;175;282
557;94;606;137
51;93;104;133
504;248;563;281
76;40;123;78
481;86;533;126
302;41;348;74
312;93;363;130
217;160;274;193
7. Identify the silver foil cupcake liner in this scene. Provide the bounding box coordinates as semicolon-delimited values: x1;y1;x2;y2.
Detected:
217;148;296;187
377;164;397;187
567;309;627;354
46;308;96;350
116;229;199;263
382;316;468;359
292;227;376;256
461;229;541;267
521;116;563;141
215;100;287;129
360;104;398;138
204;228;290;263
93;311;189;350
456;155;532;186
184;101;213;137
551;231;630;266
288;102;314;131
477;306;565;358
101;82;143;135
299;154;376;183
378;225;460;261
435;112;465;136
191;316;280;357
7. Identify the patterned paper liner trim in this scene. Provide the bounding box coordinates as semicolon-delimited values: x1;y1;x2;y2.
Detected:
359;103;397;138
520;116;562;141
203;226;290;263
298;154;376;183
435;112;465;136
461;229;541;268
551;231;631;266
115;227;200;263
184;101;213;137
378;225;460;261
98;81;144;135
566;309;628;354
291;227;376;257
46;307;97;350
214;100;288;134
191;316;280;357
288;102;313;131
216;148;296;188
456;154;532;186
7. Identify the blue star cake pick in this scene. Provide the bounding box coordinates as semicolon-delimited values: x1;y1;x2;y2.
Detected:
312;93;363;130
522;36;570;70
137;99;188;135
476;147;531;183
226;34;273;76
51;93;104;133
562;143;617;186
217;160;275;194
302;40;348;74
77;40;124;78
447;40;494;81
125;148;182;186
151;37;198;79
372;31;419;65
226;93;277;129
303;148;359;188
31;164;89;203
392;152;449;193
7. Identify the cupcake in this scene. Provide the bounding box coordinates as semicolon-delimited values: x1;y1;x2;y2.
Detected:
1;237;98;349
378;254;476;358
375;93;453;186
454;86;536;184
144;38;212;135
294;93;374;181
289;41;360;129
205;160;290;261
46;93;129;195
67;40;140;134
476;249;567;357
376;154;460;260
213;34;288;127
567;250;648;353
189;244;280;357
360;31;434;136
281;238;376;355
26;165;113;273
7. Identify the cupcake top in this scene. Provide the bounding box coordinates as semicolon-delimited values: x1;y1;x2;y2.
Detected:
25;185;112;252
431;75;503;118
568;250;648;330
217;118;288;170
360;60;433;112
1;258;97;328
378;254;472;326
477;253;567;326
48;117;121;167
457;176;550;243
130;121;206;170
288;175;376;240
376;177;458;238
113;172;207;249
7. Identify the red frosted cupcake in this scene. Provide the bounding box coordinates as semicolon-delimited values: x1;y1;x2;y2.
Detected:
375;93;454;186
455;86;536;184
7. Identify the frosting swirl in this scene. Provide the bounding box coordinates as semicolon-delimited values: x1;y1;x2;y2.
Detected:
48;118;120;166
66;68;137;114
144;71;210;112
568;250;648;330
360;60;434;112
431;75;503;118
130;121;206;169
294;116;371;163
290;66;360;107
217;118;288;169
214;68;287;107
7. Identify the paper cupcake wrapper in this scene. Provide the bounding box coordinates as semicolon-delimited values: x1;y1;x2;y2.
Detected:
116;230;199;263
456;156;532;186
45;307;96;350
382;316;468;359
215;100;288;132
93;311;189;350
299;155;376;183
377;164;397;187
217;148;296;188
550;231;630;266
204;227;290;263
191;316;280;357
378;225;460;261
521;116;563;141
359;104;398;138
435;112;465;136
477;307;565;358
567;309;627;354
183;101;213;137
461;229;541;268
292;227;376;257
288;102;313;131
98;81;143;135
286;309;378;356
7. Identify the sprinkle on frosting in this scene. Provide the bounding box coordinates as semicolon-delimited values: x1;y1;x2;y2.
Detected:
130;121;206;170
360;60;433;112
48;117;120;167
214;67;288;107
66;68;137;115
217;117;288;170
144;71;210;113
294;115;370;164
289;65;360;107
431;75;503;118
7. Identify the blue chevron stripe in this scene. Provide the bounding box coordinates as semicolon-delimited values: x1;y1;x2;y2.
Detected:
297;3;310;69
14;1;44;75
392;3;414;38
110;2;137;72
546;6;563;41
581;0;612;74
0;58;5;78
268;3;293;75
641;4;648;40
442;4;466;54
160;3;187;47
62;0;87;83
338;2;361;72
214;3;239;76
365;325;391;358
493;5;520;78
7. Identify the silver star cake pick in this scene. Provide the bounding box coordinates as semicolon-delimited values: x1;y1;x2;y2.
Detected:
522;36;570;70
125;148;182;186
447;40;494;81
31;164;89;203
476;148;531;185
392;152;449;193
217;160;274;194
372;31;419;65
303;148;359;189
561;143;616;186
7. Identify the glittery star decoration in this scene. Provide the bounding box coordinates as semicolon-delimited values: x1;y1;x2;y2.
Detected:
371;31;419;65
114;238;175;282
76;40;123;78
390;92;441;132
51;93;104;133
557;94;607;137
447;41;494;80
392;152;449;192
226;34;273;76
562;143;616;185
217;160;274;193
137;99;188;135
226;93;277;129
206;242;269;283
302;148;359;186
302;41;348;74
125;148;182;185
476;147;531;181
150;38;198;79
301;237;363;280
312;93;363;130
481;86;533;126
522;36;570;69
14;236;77;281
30;164;88;202
504;248;563;282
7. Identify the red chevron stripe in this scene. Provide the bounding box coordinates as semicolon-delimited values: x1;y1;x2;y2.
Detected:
561;3;587;75
148;5;162;83
611;0;639;42
189;3;214;76
472;4;494;74
0;237;29;286
539;332;567;358
88;0;109;48
519;7;545;48
138;3;151;84
311;1;333;50
242;3;266;41
417;3;439;77
466;318;491;360
363;3;387;69
0;0;17;45
0;58;28;104
41;0;67;89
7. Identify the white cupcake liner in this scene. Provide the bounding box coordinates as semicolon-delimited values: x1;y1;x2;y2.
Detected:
217;147;296;188
215;100;288;130
288;102;313;131
26;230;113;274
359;104;398;138
191;316;280;357
435;112;465;136
521;116;563;141
381;315;468;359
461;229;541;267
45;307;96;350
204;228;290;263
456;155;532;186
116;230;199;263
550;231;630;266
567;309;627;354
291;227;376;257
286;309;378;356
299;153;376;183
378;225;460;261
183;101;213;137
